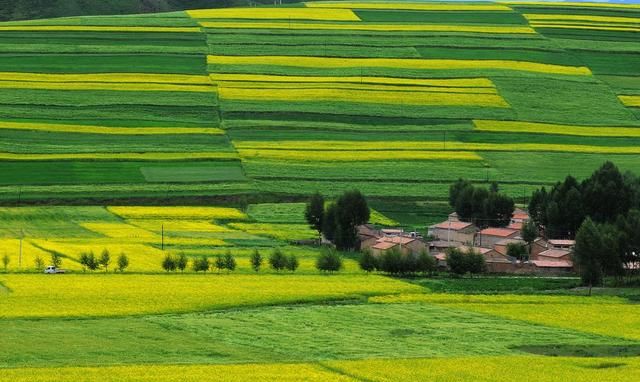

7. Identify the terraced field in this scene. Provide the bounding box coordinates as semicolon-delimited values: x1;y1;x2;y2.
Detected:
0;1;638;227
0;3;637;212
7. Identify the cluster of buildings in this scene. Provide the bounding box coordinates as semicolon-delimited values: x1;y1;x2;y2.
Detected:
359;208;575;275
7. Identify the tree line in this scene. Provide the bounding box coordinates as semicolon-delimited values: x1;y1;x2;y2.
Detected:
527;162;640;289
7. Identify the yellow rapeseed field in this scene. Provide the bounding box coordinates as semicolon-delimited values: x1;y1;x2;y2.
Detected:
524;13;640;24
0;26;201;32
306;2;513;11
0;152;238;161
0;274;421;318
128;219;233;233
236;140;640;155
1;363;357;382
237;149;482;161
188;7;361;21
218;87;508;107
620;95;640;107
0;121;224;135
0;80;215;93
228;223;317;241
329;356;640;382
217;82;498;94
108;206;248;220
474;120;640;137
529;23;640;32
80;222;159;240
210;73;496;88
503;1;640;9
0;238;56;270
0;72;212;84
200;21;535;34
208;55;592;76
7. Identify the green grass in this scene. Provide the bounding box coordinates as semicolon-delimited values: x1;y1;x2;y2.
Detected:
411;277;581;294
0;301;629;368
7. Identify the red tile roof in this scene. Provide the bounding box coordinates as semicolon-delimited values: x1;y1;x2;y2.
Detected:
381;236;416;245
507;222;523;230
372;241;397;250
531;260;573;268
458;245;493;255
538;249;571;259
432;221;474;231
479;228;518;237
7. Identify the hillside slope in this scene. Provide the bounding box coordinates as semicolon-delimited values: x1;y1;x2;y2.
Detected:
0;1;639;225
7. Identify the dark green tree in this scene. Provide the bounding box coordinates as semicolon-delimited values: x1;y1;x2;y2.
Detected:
305;192;325;240
334;190;370;251
214;254;226;273
117;253;129;273
582;161;633;223
322;203;338;242
286;254;299;272
359;249;377;273
250;249;263;272
416;250;437;276
176;252;188;272
99;249;111;272
269;248;288;271
316;247;342;273
574;218;605;294
192;257;210;273
162;254;177;272
521;219;538;255
506;242;528;261
223;252;236;272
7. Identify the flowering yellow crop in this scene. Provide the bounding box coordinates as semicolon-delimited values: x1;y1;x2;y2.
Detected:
306;2;513;11
0;72;212;84
503;1;640;9
236;140;640;155
200;21;535;34
0;121;224;135
0;80;215;93
530;23;640;32
80;222;159;240
208;55;592;76
217;81;497;94
30;239;166;271
237;149;482;161
524;13;640;24
210;73;495;88
188;7;360;21
218;87;508;107
329;355;640;381
228;223;316;241
0;274;421;318
0;26;201;32
369;210;399;226
108;206;247;220
620;95;640;107
0;152;238;161
0;239;55;270
128;219;233;233
2;362;357;382
474;120;640;137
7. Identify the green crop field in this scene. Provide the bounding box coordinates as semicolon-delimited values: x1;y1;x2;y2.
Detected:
1;1;640;380
0;1;637;221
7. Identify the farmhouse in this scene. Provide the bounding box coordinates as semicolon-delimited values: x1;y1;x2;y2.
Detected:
494;238;526;256
457;245;514;273
476;227;519;248
530;260;574;274
428;220;476;245
371;235;427;257
535;248;572;263
548;239;576;250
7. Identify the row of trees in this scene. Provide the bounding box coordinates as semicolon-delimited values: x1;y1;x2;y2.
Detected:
162;249;300;273
358;249;437;275
305;190;370;251
449;180;515;228
79;249;129;273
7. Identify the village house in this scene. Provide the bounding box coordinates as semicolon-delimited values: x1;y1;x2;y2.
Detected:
530;259;574;274
371;235;427;257
548;239;576;250
429;240;463;255
457;245;514;273
494;238;527;257
476;227;519;248
357;224;381;251
535;248;572;263
428;220;476;245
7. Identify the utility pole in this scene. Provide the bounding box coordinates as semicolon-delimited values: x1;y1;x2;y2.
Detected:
161;223;164;251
